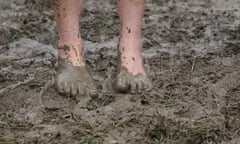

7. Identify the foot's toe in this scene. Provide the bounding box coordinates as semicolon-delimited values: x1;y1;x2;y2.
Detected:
56;81;65;94
87;82;98;97
84;85;97;97
115;77;129;92
85;84;91;96
137;79;144;93
63;83;71;96
71;83;77;96
88;88;98;97
144;78;153;92
77;84;84;96
130;81;137;94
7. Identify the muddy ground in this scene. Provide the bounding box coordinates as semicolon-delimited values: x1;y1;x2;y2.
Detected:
0;0;240;143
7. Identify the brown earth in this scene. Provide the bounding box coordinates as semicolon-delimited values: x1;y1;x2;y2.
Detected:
0;0;240;143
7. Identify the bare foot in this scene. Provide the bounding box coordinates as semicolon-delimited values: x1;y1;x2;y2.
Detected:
115;39;153;94
55;57;98;97
115;67;152;94
55;44;98;97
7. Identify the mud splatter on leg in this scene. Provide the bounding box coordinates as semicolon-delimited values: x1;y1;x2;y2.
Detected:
116;0;152;93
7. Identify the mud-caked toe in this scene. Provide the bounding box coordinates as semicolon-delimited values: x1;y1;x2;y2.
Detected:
115;72;129;92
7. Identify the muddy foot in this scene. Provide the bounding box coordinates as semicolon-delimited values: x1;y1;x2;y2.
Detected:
115;67;153;94
55;58;98;97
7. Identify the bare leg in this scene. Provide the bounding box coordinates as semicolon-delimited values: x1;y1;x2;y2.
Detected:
52;0;84;66
116;0;152;93
52;0;97;97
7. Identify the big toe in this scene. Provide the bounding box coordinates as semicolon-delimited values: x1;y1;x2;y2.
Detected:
115;76;129;93
56;80;64;94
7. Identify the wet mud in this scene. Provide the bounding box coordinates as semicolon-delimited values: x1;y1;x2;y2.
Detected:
0;0;240;143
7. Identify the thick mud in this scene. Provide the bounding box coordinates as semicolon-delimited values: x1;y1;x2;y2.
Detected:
0;0;240;143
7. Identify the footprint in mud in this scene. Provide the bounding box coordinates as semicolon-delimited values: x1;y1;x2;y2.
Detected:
55;57;98;97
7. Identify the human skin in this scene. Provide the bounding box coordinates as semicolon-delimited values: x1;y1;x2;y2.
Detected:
115;0;152;93
52;0;152;96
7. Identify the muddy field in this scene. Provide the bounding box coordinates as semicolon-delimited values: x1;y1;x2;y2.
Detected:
0;0;240;143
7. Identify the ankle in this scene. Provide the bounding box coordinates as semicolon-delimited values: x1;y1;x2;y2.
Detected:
118;43;142;57
57;39;85;67
58;38;83;47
